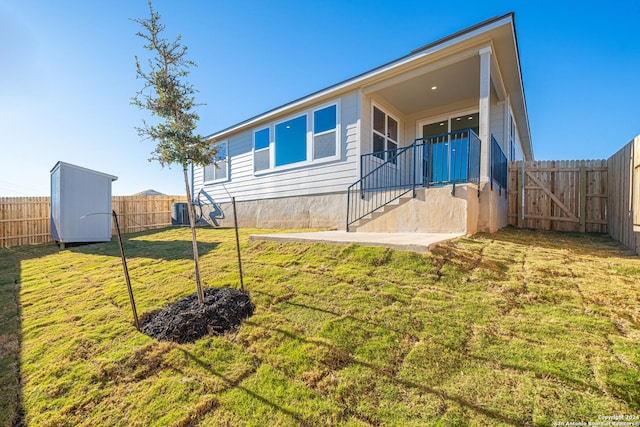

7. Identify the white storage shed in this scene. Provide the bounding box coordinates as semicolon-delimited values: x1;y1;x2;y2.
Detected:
50;161;118;246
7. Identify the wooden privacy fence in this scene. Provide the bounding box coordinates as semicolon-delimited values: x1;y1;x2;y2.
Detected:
607;136;640;254
0;195;186;248
111;196;186;234
508;160;608;233
508;135;639;256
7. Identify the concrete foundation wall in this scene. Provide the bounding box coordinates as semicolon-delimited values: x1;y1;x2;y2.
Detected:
353;185;479;234
477;182;509;232
197;183;506;234
198;192;347;229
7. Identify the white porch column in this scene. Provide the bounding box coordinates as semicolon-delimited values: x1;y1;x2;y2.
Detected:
478;46;492;182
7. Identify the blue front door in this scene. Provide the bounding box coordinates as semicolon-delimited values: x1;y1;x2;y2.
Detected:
421;113;479;185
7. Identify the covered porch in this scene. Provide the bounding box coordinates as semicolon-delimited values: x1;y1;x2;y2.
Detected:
348;39;515;233
360;41;510;182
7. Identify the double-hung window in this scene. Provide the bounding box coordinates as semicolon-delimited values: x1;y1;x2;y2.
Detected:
372;106;398;163
253;101;339;173
254;128;270;172
313;104;337;160
203;140;228;182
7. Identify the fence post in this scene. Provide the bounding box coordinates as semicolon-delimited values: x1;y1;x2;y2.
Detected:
580;165;587;233
112;210;140;330
517;163;524;228
231;197;245;291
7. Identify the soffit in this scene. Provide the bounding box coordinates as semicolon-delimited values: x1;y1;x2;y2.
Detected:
375;56;480;115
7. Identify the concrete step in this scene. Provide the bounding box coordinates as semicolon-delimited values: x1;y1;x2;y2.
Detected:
350;193;415;230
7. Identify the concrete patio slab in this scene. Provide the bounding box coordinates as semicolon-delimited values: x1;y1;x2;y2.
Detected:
249;230;464;253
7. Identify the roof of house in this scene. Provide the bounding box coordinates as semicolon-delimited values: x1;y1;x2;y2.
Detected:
205;12;532;159
132;189;166;197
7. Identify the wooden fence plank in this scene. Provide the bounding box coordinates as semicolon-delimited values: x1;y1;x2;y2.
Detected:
525;170;579;223
580;166;586;233
508;159;610;234
607;138;640;255
0;195;186;248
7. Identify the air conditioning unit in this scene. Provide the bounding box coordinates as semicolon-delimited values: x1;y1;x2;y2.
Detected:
171;202;190;225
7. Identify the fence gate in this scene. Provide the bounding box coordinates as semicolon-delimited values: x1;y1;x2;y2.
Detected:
508;160;608;233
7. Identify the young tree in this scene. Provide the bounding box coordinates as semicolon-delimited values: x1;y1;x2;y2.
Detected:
132;1;215;305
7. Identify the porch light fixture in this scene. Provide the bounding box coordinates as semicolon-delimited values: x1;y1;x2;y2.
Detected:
431;86;437;90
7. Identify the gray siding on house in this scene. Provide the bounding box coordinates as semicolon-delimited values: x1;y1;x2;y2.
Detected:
194;91;360;203
513;129;524;160
490;101;505;150
508;103;525;161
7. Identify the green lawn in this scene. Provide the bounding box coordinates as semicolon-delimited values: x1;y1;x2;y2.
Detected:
1;227;639;426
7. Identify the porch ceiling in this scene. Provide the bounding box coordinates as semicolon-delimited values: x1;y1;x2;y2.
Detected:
375;56;480;115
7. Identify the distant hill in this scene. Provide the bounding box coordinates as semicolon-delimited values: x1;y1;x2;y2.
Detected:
132;189;166;197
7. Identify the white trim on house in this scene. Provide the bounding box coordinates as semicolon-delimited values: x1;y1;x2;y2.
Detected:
311;101;342;162
416;107;480;138
371;102;400;156
478;46;492;181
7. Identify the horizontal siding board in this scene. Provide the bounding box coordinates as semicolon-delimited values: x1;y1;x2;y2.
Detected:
490;101;504;149
202;172;357;201
196;91;360;202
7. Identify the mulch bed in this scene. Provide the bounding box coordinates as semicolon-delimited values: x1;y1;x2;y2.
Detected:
140;287;254;343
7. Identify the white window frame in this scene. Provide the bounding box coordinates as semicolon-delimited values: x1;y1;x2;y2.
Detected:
253;127;271;173
416;107;479;138
203;139;229;184
274;112;309;168
371;103;400;164
253;100;341;176
311;102;340;161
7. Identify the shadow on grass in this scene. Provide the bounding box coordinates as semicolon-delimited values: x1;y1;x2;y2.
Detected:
241;320;523;426
252;288;420;341
68;238;220;261
178;348;316;426
0;244;59;427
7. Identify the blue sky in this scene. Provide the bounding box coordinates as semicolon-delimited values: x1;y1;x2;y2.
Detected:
1;0;639;196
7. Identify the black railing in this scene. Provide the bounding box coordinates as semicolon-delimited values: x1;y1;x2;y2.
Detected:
347;129;481;231
490;134;508;193
417;129;481;194
347;144;416;231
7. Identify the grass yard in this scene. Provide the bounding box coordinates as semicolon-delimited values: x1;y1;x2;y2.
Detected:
0;227;639;426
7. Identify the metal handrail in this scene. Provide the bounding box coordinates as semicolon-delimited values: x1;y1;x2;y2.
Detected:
490;134;508;194
415;129;481;192
346;129;482;231
347;143;416;231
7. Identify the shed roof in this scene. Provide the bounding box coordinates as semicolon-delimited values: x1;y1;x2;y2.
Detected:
50;161;118;181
